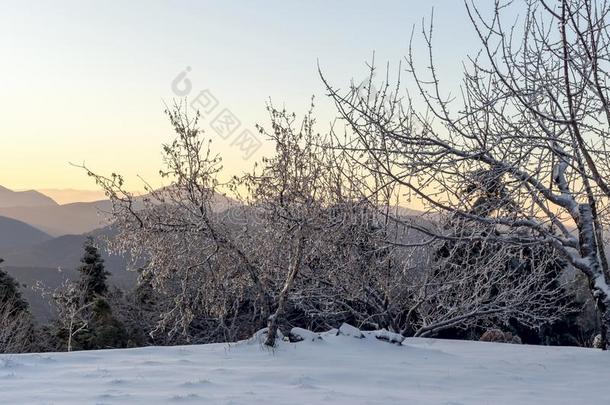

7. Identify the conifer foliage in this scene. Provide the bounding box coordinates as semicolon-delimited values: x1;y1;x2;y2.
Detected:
50;238;128;351
78;236;110;302
0;258;34;353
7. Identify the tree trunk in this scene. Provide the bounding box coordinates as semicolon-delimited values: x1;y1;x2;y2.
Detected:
67;316;74;352
599;304;610;350
577;204;610;349
264;233;305;347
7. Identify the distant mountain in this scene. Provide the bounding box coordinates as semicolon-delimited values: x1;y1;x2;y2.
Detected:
4;263;136;322
36;189;108;205
3;227;137;321
0;216;52;254
1;231;126;272
0;200;113;236
0;190;237;237
0;185;57;208
3;265;73;321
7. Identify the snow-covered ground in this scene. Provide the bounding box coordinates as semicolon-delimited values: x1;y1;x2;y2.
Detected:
2;328;609;404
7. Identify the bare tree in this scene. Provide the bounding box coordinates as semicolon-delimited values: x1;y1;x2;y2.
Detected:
285;204;422;333
84;100;409;347
82;103;271;342
83;99;569;346
45;279;95;352
0;260;34;353
411;219;571;338
239;103;563;341
0;300;34;354
287;202;569;339
238;103;367;345
323;0;610;347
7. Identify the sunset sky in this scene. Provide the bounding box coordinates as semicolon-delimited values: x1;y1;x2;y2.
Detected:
0;1;486;192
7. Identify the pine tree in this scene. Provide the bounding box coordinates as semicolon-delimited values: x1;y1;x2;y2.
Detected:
87;297;129;349
0;258;29;312
50;238;129;351
78;236;110;302
76;238;128;349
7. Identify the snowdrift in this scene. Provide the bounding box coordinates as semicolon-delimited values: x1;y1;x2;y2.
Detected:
1;327;609;404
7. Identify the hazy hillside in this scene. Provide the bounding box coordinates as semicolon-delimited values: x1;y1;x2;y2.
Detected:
2;231;126;270
0;189;236;236
3;265;79;320
0;185;57;207
0;200;113;236
36;188;108;204
2;227;136;321
0;216;52;253
4;264;136;321
0;191;237;321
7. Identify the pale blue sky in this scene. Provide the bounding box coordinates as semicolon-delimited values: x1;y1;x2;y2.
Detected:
0;0;491;189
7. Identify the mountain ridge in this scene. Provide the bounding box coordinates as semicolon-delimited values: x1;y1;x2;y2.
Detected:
0;215;52;254
0;185;58;208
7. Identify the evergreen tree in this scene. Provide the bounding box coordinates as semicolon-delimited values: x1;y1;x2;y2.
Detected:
78;236;110;302
76;238;128;349
84;297;129;350
50;238;129;351
0;258;29;313
0;258;35;353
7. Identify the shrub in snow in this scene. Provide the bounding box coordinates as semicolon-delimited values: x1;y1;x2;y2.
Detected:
248;328;284;345
375;329;405;344
479;329;522;344
510;334;522;344
336;323;364;339
480;329;504;342
288;328;322;342
593;334;604;349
